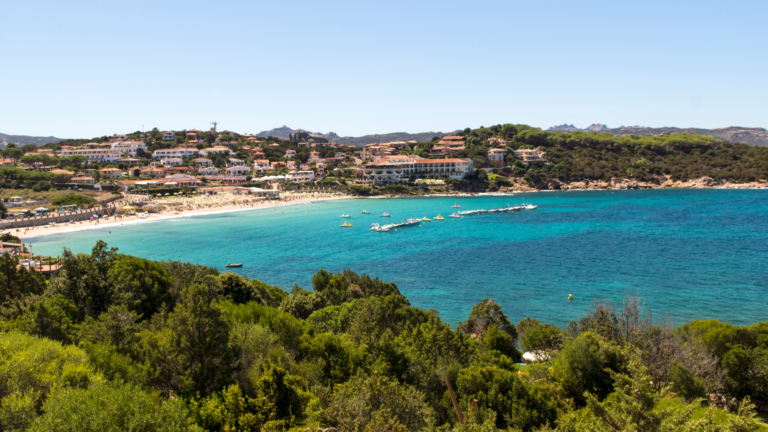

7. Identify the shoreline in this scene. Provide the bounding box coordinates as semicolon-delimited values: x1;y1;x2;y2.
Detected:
15;183;768;241
357;181;768;199
16;195;348;240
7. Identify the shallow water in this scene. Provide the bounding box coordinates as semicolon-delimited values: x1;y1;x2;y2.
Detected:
28;189;768;327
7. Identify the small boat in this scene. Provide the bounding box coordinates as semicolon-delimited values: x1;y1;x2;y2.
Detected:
225;263;243;268
381;212;390;217
340;221;353;227
362;210;371;214
341;214;350;218
451;203;461;208
449;213;460;218
422;217;432;222
434;215;445;220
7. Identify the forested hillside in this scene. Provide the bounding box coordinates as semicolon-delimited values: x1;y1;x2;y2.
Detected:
1;242;767;431
413;125;768;186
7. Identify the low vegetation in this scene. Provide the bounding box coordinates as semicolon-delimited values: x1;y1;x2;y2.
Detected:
50;194;97;207
0;242;766;431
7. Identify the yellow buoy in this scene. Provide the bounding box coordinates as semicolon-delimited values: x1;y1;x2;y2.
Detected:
568;294;573;300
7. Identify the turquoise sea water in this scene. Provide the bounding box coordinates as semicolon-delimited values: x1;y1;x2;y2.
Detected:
27;189;768;327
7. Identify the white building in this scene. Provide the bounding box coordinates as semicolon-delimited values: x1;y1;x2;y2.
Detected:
59;147;122;163
488;148;507;167
226;165;250;176
161;157;183;167
253;159;270;173
356;156;473;184
194;158;213;167
163;131;175;141
227;158;246;167
199;146;235;157
199;166;222;176
112;141;147;157
152;148;198;159
286;170;315;182
285;150;296;158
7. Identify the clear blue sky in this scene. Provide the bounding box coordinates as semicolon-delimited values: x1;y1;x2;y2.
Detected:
2;0;766;138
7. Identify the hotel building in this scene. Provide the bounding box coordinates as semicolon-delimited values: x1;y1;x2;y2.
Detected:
356;155;473;184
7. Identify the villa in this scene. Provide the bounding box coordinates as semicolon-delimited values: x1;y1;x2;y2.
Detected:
194;158;213;167
512;147;547;163
225;158;250;176
488;148;507;167
430;136;466;156
488;137;509;147
98;168;123;179
253;159;270;173
71;176;95;185
163;131;175;141
199;166;222;176
186;129;201;141
161;157;183;167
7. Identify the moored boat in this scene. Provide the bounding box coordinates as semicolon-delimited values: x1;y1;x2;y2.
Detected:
362;210;371;214
422;217;432;222
451;203;461;208
434;214;445;220
340;221;353;227
341;214;350;218
381;212;390;217
449;213;460;218
225;263;243;268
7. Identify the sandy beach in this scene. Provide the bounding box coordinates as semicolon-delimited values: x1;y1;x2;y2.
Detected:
11;192;350;240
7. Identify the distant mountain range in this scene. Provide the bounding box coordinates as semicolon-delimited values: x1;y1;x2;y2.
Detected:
255;126;450;146
4;124;768;148
548;124;609;132
546;124;768;147
0;132;65;146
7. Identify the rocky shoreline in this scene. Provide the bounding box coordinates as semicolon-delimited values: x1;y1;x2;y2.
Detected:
500;176;767;192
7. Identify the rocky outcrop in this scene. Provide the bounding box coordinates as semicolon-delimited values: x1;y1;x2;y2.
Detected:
288;130;329;143
584;124;608;132
546;124;581;132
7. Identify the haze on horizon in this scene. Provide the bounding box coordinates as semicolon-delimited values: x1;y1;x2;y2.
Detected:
2;0;766;139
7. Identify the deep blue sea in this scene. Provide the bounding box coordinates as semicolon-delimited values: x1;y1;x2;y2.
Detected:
27;189;768;327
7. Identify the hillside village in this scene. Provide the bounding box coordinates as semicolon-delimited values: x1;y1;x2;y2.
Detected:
0;124;545;214
3;122;767;220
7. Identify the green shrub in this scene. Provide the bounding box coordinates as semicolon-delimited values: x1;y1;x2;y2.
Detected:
29;381;198;432
51;194;97;207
